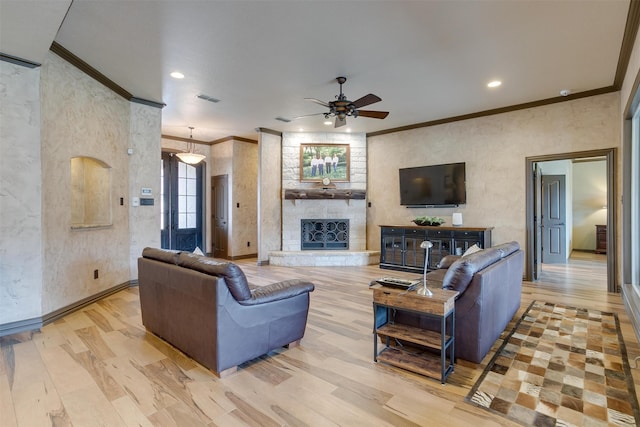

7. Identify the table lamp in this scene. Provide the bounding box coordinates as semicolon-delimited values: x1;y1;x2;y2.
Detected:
418;241;433;296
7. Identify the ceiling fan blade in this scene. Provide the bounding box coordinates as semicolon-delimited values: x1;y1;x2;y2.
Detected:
293;112;325;120
357;110;389;119
304;97;330;107
335;116;347;128
352;93;381;109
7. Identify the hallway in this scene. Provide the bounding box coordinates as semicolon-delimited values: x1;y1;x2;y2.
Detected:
539;250;607;292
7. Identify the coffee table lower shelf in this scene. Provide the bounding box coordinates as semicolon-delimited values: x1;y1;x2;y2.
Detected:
376;346;454;380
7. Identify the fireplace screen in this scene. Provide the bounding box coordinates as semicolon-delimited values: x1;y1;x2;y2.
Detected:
301;219;349;250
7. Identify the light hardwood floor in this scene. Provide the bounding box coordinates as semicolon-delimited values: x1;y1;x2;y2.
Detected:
540;251;607;292
1;256;639;426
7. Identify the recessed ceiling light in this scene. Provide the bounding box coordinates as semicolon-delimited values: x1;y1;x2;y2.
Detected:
324;120;332;126
487;80;502;88
298;128;304;132
346;128;352;133
170;71;185;79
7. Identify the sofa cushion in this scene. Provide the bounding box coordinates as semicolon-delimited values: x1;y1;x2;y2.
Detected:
462;244;482;257
442;247;502;293
177;253;252;301
142;247;181;264
437;254;461;269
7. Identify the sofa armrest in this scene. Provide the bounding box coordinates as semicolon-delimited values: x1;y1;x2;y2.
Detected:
239;279;315;306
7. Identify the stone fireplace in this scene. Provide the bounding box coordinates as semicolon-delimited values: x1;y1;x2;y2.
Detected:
267;131;379;266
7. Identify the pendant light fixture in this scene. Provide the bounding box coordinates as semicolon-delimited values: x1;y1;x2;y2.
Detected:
176;126;205;165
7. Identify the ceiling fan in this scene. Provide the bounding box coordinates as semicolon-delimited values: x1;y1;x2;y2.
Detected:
296;77;389;128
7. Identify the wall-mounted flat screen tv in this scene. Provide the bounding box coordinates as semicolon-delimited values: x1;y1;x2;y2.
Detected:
399;162;466;206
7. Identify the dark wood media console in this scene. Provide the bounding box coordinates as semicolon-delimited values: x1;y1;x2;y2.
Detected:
379;225;493;273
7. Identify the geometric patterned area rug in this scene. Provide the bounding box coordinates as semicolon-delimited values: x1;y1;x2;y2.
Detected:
466;301;640;427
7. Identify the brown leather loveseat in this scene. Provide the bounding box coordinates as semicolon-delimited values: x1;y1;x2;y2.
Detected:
138;248;315;377
396;241;524;363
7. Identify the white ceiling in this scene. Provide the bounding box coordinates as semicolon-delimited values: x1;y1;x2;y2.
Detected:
0;0;631;142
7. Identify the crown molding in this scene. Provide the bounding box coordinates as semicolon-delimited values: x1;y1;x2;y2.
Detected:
50;41;164;108
0;52;40;68
210;136;258;145
367;87;615;137
615;0;640;90
161;134;210;145
256;127;282;137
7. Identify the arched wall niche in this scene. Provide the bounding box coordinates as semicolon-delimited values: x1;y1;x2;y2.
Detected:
70;156;112;229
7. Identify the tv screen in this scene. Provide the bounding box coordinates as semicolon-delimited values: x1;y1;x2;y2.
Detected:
399;162;466;206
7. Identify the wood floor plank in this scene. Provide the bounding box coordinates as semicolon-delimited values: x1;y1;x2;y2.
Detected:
103;355;177;416
111;395;157;427
58;384;127;427
1;251;637;426
0;373;18;427
10;341;67;426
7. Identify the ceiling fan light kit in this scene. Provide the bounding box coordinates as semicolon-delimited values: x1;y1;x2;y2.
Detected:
299;76;389;128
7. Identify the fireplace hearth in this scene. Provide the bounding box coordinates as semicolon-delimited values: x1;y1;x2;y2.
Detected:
301;219;349;250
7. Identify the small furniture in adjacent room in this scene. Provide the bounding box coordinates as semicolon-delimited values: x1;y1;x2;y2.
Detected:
138;248;315;377
595;224;607;254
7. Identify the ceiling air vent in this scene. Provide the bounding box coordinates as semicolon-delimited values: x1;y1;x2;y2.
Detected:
275;116;291;122
196;94;220;103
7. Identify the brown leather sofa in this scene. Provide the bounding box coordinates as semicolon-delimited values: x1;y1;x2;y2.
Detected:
396;241;524;363
138;248;315;377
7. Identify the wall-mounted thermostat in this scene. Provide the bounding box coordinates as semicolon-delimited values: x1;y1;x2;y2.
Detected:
141;187;152;196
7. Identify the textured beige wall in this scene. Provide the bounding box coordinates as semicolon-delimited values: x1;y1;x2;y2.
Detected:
129;103;162;277
257;132;282;262
40;52;131;313
367;93;621;257
231;141;258;256
0;61;43;324
1;52;161;327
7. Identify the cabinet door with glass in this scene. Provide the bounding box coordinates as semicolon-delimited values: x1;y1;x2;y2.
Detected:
403;228;427;270
426;229;453;269
452;229;491;257
381;228;404;267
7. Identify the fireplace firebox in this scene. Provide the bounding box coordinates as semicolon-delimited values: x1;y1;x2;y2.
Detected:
301;219;349;250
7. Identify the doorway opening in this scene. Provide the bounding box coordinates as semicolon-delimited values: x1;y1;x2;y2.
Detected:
161;152;205;251
525;149;616;292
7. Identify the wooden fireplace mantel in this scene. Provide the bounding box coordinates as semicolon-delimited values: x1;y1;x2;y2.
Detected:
284;188;366;200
